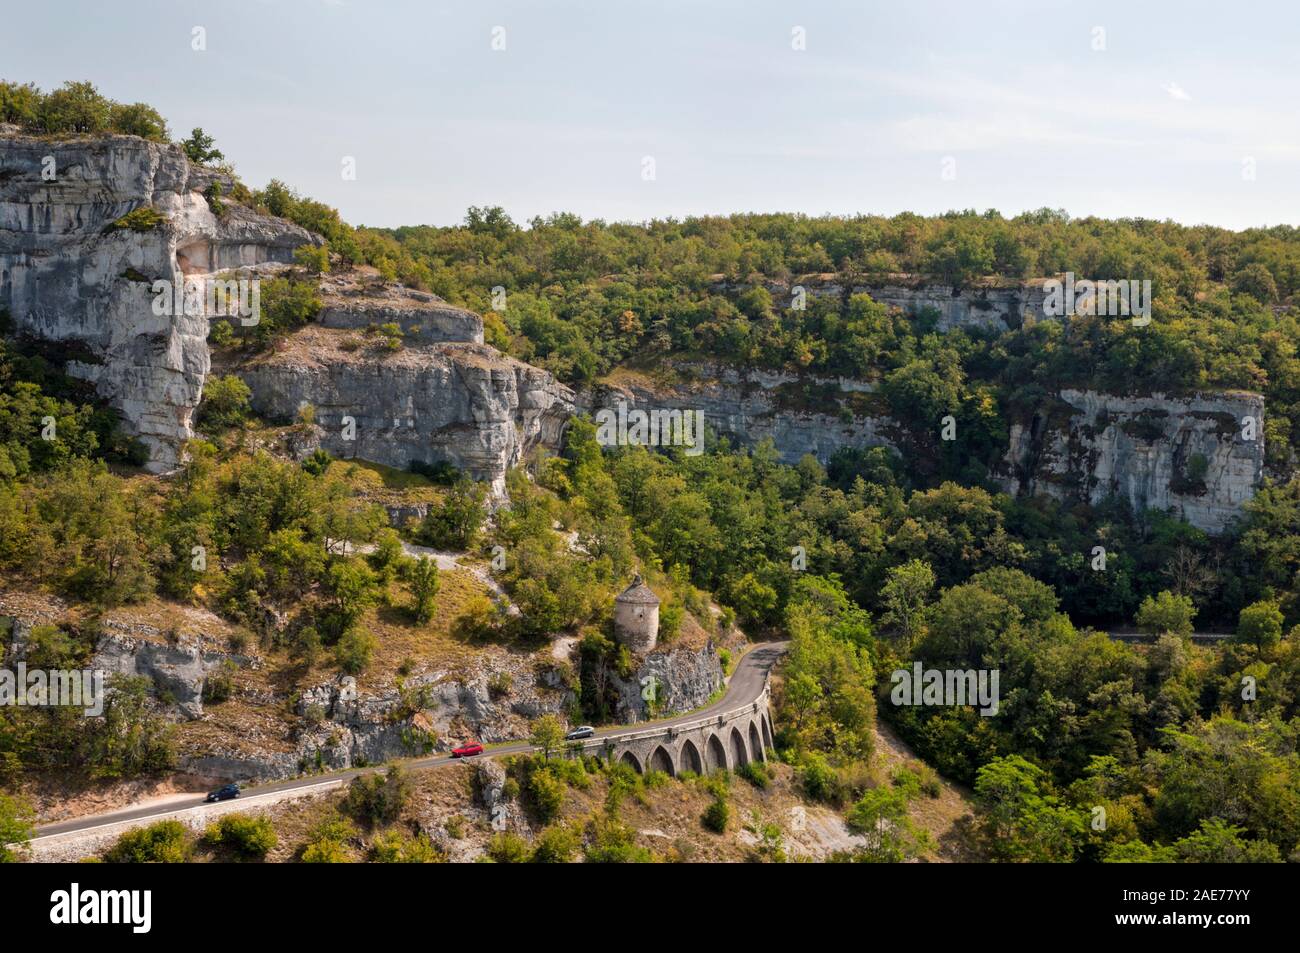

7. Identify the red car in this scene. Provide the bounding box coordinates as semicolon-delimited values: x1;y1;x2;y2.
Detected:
451;742;484;758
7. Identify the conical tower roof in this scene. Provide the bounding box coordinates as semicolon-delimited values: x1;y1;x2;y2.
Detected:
615;573;660;606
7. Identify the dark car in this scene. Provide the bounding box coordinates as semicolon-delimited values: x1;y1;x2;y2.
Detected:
451;742;484;758
205;783;240;803
565;726;595;740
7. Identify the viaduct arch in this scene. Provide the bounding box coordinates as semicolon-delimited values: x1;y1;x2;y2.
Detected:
555;682;775;777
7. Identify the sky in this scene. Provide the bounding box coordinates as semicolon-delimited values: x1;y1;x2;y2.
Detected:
4;0;1299;231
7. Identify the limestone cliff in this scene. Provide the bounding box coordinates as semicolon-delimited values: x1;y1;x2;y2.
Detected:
583;362;1263;533
0;132;315;469
1000;389;1264;533
580;360;900;465
714;274;1049;332
610;640;725;724
233;319;574;495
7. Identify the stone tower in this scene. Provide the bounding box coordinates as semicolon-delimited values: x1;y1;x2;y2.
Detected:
614;574;660;653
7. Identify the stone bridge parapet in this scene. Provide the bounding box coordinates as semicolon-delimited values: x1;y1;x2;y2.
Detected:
558;682;775;776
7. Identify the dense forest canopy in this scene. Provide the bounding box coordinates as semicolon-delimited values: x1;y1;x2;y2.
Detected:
347;208;1300;478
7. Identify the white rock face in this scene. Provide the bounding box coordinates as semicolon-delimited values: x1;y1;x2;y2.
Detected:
581;359;900;465
315;275;485;344
0;133;314;469
588;360;1263;534
1001;389;1264;533
236;326;574;494
714;275;1051;332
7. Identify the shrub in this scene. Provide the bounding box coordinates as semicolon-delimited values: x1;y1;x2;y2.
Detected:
486;831;531;863
300;815;355;863
333;627;376;675
202;813;277;859
531;824;580;863
0;794;35;863
528;767;565;823
197;374;252;432
201;660;237;704
203;181;226;216
294;244;330;275
106;207;164;233
302;448;332;477
104;820;192;863
208;320;234;347
739;760;771;789
584;809;654;863
344;766;411;826
409;459;461;485
643;769;670;790
702;796;730;833
891;767;923;800
369;831;441;863
798;751;840;803
914;763;942;798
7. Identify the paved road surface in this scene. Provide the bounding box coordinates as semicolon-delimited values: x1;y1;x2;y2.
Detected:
33;641;788;840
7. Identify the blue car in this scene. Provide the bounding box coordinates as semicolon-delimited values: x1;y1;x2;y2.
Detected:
205;783;240;803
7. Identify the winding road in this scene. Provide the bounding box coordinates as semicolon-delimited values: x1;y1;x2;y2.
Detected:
31;641;788;842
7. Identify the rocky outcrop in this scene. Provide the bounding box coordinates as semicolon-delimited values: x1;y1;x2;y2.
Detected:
182;637;725;783
236;326;574;494
585;362;1264;533
610;641;725;724
183;652;579;782
714;274;1049;332
1;595;255;720
0;133;315;469
316;276;484;343
581;360;900;466
1000;389;1264;533
90;619;254;720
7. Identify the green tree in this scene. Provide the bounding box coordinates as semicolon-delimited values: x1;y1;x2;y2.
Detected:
1136;590;1196;637
197;374;251;432
418;479;486;550
1172;818;1283;863
407;556;440;623
1236;599;1284;651
38;81;111;134
845;786;932;862
530;824;580;863
110;102;169;140
344;766;411;825
529;714;566;761
322;559;378;640
333;627;377;675
880;559;935;647
180;127;224;165
974;756;1084;863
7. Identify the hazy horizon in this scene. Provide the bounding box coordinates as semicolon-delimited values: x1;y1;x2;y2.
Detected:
4;0;1298;232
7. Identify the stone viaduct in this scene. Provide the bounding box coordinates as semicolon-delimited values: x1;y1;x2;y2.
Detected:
557;681;776;776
